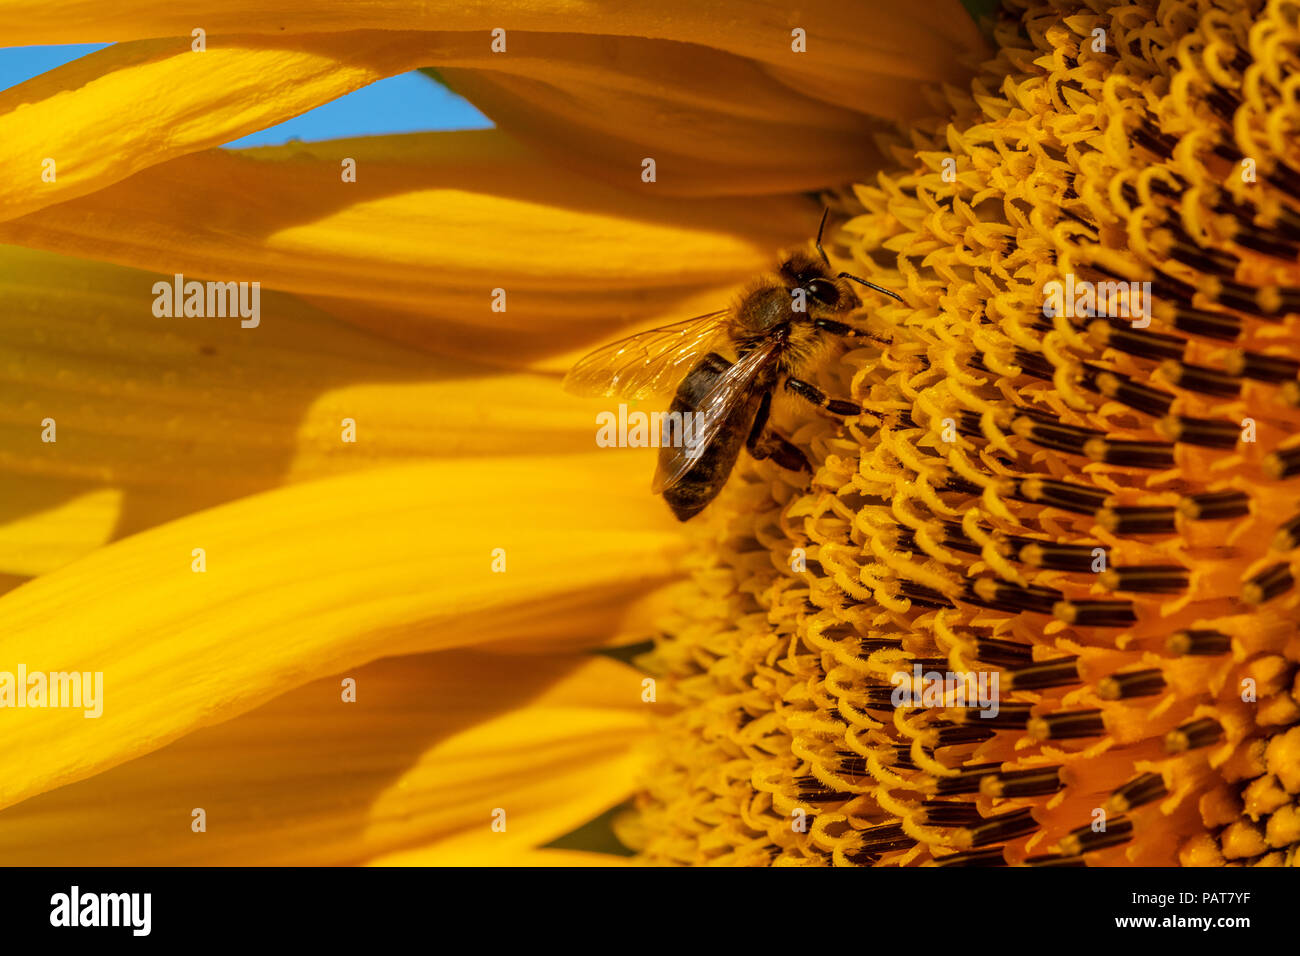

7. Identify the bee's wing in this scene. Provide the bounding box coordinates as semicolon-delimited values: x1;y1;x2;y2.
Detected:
562;310;730;400
651;338;780;495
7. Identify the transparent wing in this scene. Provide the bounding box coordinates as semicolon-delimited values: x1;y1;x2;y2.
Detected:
651;338;780;494
562;310;729;400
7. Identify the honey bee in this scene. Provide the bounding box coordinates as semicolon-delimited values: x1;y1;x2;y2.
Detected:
565;211;904;521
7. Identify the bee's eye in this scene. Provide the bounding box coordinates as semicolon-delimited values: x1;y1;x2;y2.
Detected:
806;279;840;307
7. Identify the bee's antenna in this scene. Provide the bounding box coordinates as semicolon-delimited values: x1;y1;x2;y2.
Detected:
815;207;832;267
816;207;905;303
838;272;905;303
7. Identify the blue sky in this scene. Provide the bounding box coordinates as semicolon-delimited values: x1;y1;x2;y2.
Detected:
0;43;492;145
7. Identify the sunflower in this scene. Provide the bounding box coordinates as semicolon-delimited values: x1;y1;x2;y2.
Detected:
631;0;1300;867
0;0;1294;869
0;0;988;864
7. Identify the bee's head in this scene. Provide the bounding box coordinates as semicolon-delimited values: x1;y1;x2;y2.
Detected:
729;246;900;348
777;251;859;319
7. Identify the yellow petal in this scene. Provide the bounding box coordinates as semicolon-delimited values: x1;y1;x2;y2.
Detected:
433;32;888;196
0;2;985;118
369;844;642;867
0;573;28;597
0;651;650;864
0;31;439;222
0;486;122;576
298;284;744;374
0;451;680;812
0;245;626;574
478;580;691;656
0;131;815;311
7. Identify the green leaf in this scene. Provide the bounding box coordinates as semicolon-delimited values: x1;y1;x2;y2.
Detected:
418;66;453;90
961;0;1002;19
961;0;1003;37
592;638;657;669
542;801;637;857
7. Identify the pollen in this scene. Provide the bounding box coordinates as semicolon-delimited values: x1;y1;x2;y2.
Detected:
631;0;1300;866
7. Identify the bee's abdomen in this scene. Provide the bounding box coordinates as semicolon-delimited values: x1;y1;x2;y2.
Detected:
674;353;732;403
661;353;760;522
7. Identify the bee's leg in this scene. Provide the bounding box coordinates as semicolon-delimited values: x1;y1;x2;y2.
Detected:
749;429;811;472
746;391;810;472
746;389;774;444
784;377;860;416
813;317;893;346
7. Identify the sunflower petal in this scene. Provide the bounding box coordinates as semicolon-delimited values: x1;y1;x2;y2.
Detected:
0;485;122;576
0;2;985;118
0;452;680;811
0;131;814;311
368;844;642;866
0;245;627;574
0;651;651;864
0;31;438;222
432;33;889;197
296;284;744;373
